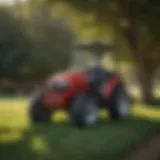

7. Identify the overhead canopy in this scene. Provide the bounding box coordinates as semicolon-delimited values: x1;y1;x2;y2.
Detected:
70;40;118;70
75;40;117;55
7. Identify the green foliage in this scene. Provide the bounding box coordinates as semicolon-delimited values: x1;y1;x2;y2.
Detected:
27;10;74;80
0;8;31;81
0;5;75;82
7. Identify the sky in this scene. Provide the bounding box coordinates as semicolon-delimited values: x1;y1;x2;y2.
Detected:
0;0;26;5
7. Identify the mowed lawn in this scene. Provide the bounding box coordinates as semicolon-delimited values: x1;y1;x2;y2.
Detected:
0;97;159;160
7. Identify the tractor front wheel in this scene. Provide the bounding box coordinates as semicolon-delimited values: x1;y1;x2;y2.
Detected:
29;93;52;123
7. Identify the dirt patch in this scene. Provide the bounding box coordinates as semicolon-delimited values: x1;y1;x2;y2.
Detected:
123;135;160;160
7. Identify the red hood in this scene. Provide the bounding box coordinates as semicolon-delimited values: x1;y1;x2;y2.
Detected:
43;70;88;109
46;71;87;84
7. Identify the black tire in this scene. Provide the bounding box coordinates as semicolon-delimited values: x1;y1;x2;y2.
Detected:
108;85;131;120
29;93;52;123
70;93;99;128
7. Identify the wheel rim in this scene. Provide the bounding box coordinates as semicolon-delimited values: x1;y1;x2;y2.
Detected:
118;94;130;118
84;103;99;125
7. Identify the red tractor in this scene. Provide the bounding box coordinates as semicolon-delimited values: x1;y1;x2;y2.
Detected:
29;41;131;128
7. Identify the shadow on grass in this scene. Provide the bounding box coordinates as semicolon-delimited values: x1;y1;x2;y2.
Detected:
0;119;159;160
150;98;160;107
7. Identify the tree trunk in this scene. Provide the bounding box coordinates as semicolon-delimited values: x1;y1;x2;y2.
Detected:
136;66;154;104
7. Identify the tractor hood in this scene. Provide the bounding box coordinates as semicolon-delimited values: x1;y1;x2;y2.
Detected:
42;71;89;109
46;71;88;87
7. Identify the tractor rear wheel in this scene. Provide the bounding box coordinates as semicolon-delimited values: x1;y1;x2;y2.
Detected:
108;85;131;120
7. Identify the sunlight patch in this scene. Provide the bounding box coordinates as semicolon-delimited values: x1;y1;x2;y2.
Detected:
52;109;110;122
132;105;160;121
52;110;69;123
31;136;50;154
0;132;22;143
99;109;109;120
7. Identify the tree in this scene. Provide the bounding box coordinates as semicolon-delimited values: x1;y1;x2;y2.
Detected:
0;7;31;81
45;0;160;103
26;1;75;81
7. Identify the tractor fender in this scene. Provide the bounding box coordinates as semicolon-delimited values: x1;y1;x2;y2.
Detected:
102;76;122;98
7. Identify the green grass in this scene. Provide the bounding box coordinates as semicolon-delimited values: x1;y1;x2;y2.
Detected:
0;98;159;160
0;120;158;160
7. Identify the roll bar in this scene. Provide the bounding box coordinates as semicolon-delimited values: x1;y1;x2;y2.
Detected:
75;40;117;55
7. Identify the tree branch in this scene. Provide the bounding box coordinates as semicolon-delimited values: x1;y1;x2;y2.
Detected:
117;0;137;51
